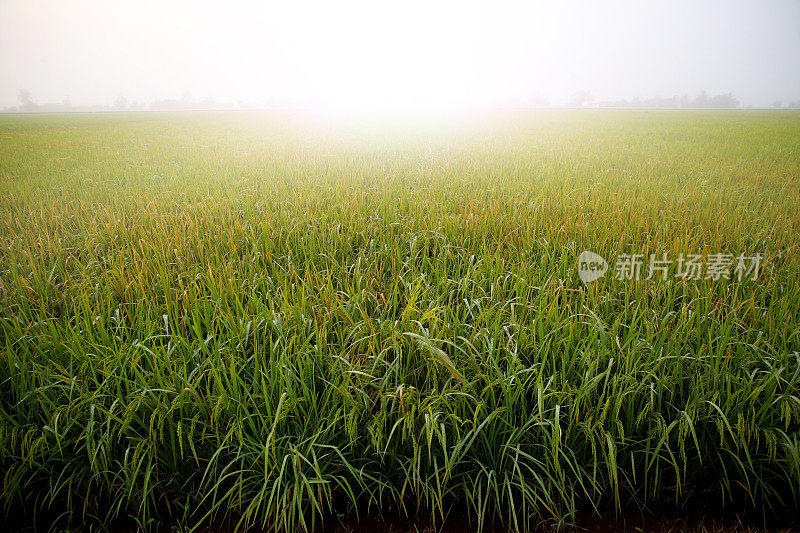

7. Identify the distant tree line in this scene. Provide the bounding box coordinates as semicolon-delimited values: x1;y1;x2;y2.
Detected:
772;100;800;109
597;91;743;109
8;89;150;113
6;89;800;112
4;90;249;113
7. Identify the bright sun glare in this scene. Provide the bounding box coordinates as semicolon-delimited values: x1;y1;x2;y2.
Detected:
1;0;523;112
235;0;497;111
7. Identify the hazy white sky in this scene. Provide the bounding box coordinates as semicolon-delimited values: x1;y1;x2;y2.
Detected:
1;0;799;109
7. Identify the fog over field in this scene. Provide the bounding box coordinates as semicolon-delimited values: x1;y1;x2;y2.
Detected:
1;0;800;110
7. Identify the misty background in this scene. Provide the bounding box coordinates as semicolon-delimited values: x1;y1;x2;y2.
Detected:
1;0;800;111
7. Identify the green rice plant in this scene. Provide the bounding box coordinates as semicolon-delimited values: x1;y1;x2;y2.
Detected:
0;110;799;531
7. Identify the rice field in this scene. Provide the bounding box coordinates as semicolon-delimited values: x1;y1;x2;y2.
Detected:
1;110;799;531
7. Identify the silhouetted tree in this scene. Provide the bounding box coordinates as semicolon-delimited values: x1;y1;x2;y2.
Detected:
569;90;593;108
18;89;37;111
708;93;739;108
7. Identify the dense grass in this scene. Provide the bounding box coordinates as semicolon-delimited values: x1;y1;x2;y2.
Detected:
1;110;799;531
